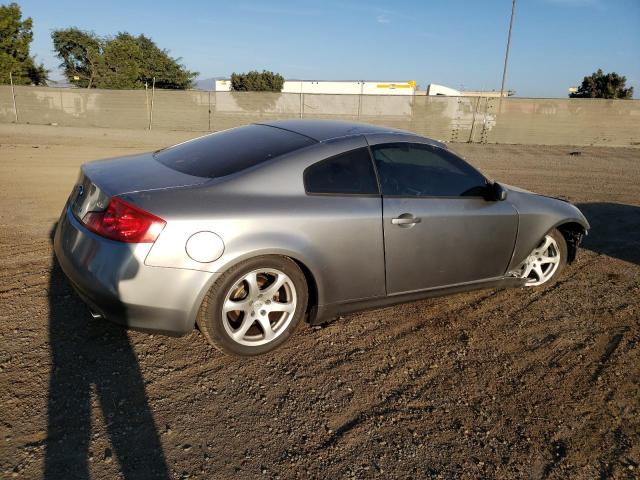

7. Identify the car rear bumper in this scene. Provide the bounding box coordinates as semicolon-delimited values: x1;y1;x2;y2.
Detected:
54;206;214;335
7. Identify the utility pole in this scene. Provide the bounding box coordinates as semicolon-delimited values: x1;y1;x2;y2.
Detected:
499;0;516;112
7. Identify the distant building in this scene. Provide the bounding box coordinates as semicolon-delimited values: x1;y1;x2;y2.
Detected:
420;83;514;97
459;89;514;98
212;79;512;97
215;79;416;95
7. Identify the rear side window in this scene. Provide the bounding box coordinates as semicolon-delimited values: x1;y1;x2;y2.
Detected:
154;124;315;178
304;148;379;195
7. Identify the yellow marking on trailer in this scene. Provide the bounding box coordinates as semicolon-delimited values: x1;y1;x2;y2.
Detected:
376;83;413;89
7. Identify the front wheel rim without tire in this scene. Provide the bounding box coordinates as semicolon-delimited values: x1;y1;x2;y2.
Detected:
515;234;562;286
221;268;297;347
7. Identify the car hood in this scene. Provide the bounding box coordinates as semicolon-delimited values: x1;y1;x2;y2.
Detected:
501;183;534;195
502;182;574;203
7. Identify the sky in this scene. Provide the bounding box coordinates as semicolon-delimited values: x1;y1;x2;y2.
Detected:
16;0;640;98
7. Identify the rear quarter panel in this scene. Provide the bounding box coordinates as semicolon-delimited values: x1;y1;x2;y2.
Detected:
124;136;387;306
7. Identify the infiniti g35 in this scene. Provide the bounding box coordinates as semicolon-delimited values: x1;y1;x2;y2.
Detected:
54;120;589;356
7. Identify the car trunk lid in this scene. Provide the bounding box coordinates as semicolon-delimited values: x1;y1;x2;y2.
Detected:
82;152;208;197
69;152;208;220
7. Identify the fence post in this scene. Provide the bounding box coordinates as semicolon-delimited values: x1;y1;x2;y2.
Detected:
468;96;482;143
211;91;216;131
9;71;18;123
144;82;149;126
208;89;212;131
148;77;155;130
480;97;491;144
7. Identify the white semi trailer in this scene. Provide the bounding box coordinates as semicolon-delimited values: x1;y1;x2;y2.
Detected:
215;79;416;95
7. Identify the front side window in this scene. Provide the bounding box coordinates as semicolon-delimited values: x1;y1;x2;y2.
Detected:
371;143;488;197
304;148;379;195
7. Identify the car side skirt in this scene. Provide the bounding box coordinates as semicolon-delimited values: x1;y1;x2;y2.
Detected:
309;276;527;326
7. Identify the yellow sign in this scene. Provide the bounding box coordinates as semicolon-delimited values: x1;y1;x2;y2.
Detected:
73;76;80;81
376;83;413;89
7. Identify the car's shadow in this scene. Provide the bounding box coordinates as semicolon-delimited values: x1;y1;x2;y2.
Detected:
45;225;169;479
576;202;640;266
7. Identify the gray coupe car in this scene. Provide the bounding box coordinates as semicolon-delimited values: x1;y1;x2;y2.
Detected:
54;120;589;356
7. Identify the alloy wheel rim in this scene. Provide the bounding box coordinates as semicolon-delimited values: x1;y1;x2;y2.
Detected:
516;234;561;286
221;268;297;346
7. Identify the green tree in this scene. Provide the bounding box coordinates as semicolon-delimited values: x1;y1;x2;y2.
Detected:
51;29;197;89
0;2;47;85
51;28;102;88
569;69;634;99
99;33;142;89
132;34;196;89
230;70;284;92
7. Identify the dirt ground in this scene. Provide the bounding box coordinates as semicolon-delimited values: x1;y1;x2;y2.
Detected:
0;124;638;479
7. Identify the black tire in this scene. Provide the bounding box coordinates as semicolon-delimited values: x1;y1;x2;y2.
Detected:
196;255;308;356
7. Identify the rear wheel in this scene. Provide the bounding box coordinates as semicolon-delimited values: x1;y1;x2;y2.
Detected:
197;256;308;356
513;228;567;286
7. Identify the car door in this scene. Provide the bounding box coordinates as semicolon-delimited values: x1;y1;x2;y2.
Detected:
368;138;518;295
300;142;387;303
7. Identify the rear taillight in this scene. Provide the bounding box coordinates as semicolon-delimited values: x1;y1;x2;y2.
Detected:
82;197;166;243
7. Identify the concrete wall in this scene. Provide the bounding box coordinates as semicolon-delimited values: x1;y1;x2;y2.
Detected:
1;85;638;146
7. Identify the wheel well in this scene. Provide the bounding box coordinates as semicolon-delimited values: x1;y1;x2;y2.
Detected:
556;222;586;263
288;256;319;320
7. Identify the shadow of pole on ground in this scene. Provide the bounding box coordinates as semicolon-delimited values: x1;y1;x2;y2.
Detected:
45;225;169;479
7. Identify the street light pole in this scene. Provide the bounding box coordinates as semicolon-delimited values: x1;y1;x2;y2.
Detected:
499;0;516;111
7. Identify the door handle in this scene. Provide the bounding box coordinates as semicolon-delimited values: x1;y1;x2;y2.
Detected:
391;215;421;226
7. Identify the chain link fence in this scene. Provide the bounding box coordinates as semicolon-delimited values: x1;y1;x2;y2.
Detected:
1;85;639;146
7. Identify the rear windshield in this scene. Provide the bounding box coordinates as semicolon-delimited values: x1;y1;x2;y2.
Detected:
154;124;316;178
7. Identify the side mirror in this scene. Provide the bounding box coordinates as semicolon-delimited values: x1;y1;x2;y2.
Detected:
491;182;508;201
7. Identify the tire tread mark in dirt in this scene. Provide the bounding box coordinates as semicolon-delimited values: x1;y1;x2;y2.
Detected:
598;427;633;480
590;329;627;383
314;367;439;451
315;290;504;371
385;289;506;345
323;347;368;370
333;289;511;396
506;259;598;321
318;404;437;451
332;290;507;391
525;333;558;353
0;284;48;297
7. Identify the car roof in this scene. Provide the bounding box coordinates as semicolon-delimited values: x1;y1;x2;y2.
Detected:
256;119;441;145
